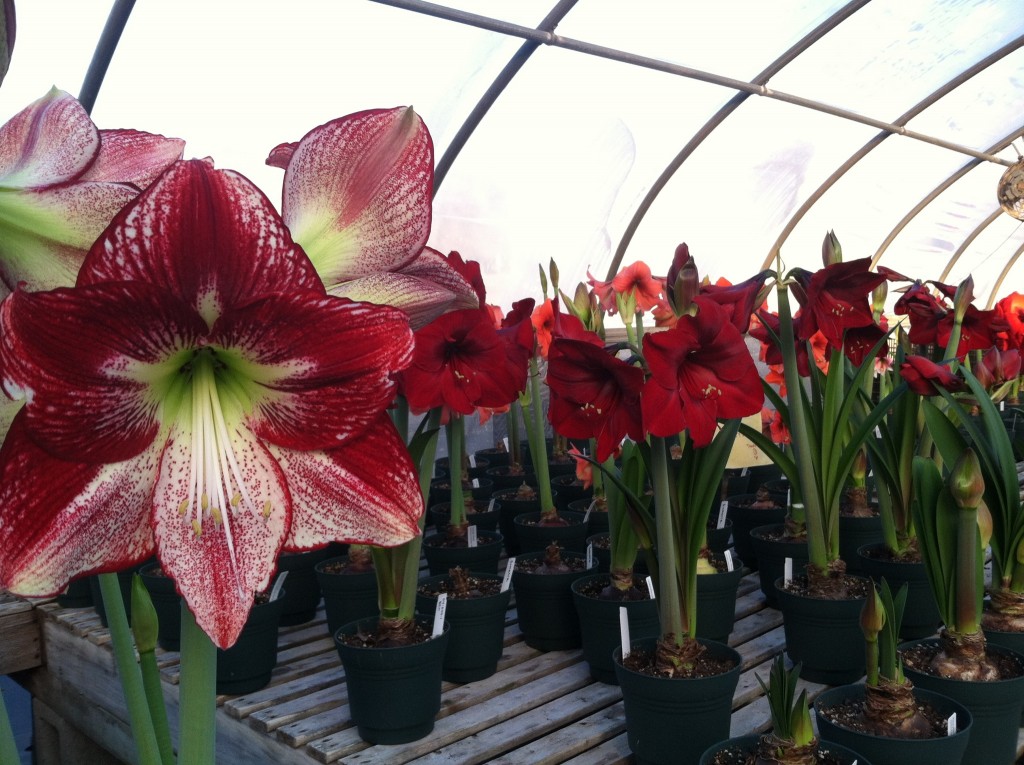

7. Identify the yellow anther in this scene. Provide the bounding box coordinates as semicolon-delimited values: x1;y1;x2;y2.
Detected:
178;499;189;516
262;500;273;519
191;519;202;537
211;505;222;525
231;492;241;508
201;493;210;511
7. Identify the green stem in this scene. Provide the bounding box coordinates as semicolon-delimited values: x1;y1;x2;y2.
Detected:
651;436;683;643
447;416;466;527
178;603;217;765
139;650;176;765
0;681;20;765
955;506;980;634
508;401;522;465
98;574;162;765
391;395;409;444
777;285;828;573
525;357;555;512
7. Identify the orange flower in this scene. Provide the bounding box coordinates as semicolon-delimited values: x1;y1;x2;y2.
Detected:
995;291;1024;354
569;446;593;489
588;261;666;315
531;298;555;357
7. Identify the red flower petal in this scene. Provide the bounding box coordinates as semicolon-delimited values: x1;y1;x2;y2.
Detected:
0;414;158;597
215;292;413;450
78;160;323;317
152;419;292;648
273;415;423;551
82;129;184;188
0;89;98;187
281;107;433;283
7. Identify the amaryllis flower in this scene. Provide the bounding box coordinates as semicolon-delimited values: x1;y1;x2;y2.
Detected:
268;108;478;328
790;258;886;349
569;446;593;489
0;160;421;648
588;261;666;315
401;307;521;415
532;298;555;357
995;291;1024;353
899;356;966;396
641;297;763;446
547;332;644;462
936;305;1008;358
0;88;183;298
699;270;772;333
975;346;1022;389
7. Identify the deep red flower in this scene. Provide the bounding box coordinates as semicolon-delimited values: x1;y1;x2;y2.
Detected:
975;346;1022;389
641;297;764;446
699;270;772;334
936;305;1008;358
842;321;888;368
995;292;1024;353
899;356;966;396
402;307;519;415
791;258;885;349
546;333;644;462
893;281;946;346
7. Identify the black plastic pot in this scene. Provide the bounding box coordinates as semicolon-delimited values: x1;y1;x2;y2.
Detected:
838;512;882;575
429;500;500;535
814;683;972;765
551;474;592;513
856;543;940;640
421;530;504;576
749;523;808;607
216;594;286;694
775;575;868;685
513;510;588;554
416;572;511;683
512;550;590;651
474;447;509;469
614;637;742;765
429;477;494;508
276;547;333;626
492;487;545;556
727;495;787;571
484;466;536;491
571;573;659;684
570;497;610;537
334;616;449;744
900;637;1024;765
56;578;93;608
705;519;733;555
699;734;869;765
315;556;379;638
695;566;743;644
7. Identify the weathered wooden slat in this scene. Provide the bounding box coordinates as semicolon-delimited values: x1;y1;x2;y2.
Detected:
485;697;627;765
0;592;41;673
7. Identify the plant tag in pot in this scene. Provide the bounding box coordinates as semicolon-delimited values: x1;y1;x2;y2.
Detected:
487;498;496;513
472;478;480;489
269;571;288;601
645;576;655;599
584;499;596;524
501;558;515;592
741;467;748;477
619;606;631;659
432;593;447;638
725;550;734;572
468;454;476;468
946;713;956;736
586;543;594;570
467;525;478;548
784;557;793;586
717;500;728;529
503;436;509;450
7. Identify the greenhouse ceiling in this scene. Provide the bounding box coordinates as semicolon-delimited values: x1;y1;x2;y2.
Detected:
5;0;1023;312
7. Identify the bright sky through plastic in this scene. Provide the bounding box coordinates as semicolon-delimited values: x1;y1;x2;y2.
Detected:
3;1;1023;313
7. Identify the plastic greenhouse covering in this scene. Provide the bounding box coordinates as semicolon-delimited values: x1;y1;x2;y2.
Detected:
5;0;1024;314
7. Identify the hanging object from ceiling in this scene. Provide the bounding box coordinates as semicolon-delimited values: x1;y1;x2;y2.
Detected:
998;156;1024;220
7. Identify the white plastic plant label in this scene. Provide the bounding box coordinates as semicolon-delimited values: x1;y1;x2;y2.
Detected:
472;478;480;489
487;498;496;513
784;557;793;586
432;593;447;638
646;576;655;599
946;712;956;736
269;571;288;602
584;499;597;523
717;500;728;529
467;524;478;548
468;454;476;468
501;557;515;592
619;606;631;660
741;467;748;477
586;543;594;570
725;550;734;572
503;436;509;450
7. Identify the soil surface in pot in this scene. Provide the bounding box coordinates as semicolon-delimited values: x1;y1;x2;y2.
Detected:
338;621;434;648
621;643;735;680
514;545;587;574
817;691;952;738
518;514;579;528
418;569;501;599
575;575;650;602
425;532;499;549
901;640;1024;681
779;573;871;600
319;559;374;575
858;545;923;564
704;742;853;765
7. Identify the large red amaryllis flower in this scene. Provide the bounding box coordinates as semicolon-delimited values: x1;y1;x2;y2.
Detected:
268;108;478;328
0;160;421;648
791;258;886;349
641;297;763;446
546;330;645;462
401;307;525;415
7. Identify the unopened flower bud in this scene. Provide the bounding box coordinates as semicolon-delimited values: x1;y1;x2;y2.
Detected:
666;243;699;316
131;574;159;654
822;230;843;267
548;258;560;291
871;282;887;322
978;500;993;549
949;448;985;510
952;275;975;325
860;584;886;640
